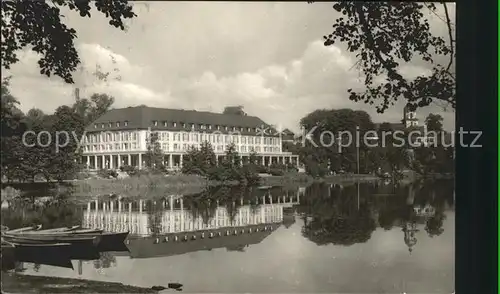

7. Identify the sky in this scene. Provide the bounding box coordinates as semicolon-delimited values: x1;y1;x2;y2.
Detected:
5;2;455;132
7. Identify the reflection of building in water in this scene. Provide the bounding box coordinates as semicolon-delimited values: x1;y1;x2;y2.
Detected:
83;193;300;236
82;192;300;258
413;204;436;217
403;222;419;254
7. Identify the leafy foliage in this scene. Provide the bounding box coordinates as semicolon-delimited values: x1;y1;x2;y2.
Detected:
425;113;444;132
1;0;136;83
182;141;217;176
182;141;260;184
144;131;164;170
1;79;116;182
299;108;377;175
319;2;455;111
72;93;115;126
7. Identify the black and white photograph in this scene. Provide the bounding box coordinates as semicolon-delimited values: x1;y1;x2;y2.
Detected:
1;1;466;293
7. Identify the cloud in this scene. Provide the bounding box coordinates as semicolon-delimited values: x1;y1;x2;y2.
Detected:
170;40;448;132
5;2;455;132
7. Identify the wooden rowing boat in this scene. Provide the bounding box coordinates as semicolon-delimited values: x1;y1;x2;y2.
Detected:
2;234;100;246
35;226;81;233
2;240;74;269
2;236;101;261
3;225;42;234
17;228;104;235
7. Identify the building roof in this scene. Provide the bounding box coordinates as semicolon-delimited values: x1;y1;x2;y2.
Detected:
86;106;278;136
121;224;279;259
281;128;295;141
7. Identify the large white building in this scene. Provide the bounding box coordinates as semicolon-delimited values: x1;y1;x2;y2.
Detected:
81;106;300;170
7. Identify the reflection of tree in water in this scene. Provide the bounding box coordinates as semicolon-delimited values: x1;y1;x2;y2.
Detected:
414;181;450;238
220;186;244;225
183;185;268;226
298;181;454;246
184;188;219;225
145;199;164;236
1;189;82;230
425;213;445;237
377;185;413;231
303;211;376;246
93;252;117;269
299;183;377;246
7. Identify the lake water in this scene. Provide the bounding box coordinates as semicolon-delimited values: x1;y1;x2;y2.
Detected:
2;181;455;293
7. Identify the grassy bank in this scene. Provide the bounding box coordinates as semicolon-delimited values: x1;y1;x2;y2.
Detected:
69;173;381;199
71;174;239;199
3;173;383;201
258;173;314;187
1;273;158;293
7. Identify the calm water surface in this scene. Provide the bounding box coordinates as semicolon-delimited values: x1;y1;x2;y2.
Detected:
4;181;455;293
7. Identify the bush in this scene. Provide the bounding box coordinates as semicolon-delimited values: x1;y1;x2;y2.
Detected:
120;165;136;173
269;168;285;176
304;160;329;178
256;165;268;174
286;163;299;173
240;164;260;185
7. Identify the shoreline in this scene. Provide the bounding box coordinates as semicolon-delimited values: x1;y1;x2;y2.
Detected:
1;273;158;293
2;173;394;200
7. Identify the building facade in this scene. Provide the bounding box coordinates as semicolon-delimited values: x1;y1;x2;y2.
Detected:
81;190;301;258
82;192;300;237
81;106;300;170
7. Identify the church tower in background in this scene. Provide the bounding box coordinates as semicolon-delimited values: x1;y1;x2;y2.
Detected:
403;105;419;128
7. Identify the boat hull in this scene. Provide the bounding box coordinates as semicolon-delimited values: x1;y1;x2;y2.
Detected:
2;235;101;260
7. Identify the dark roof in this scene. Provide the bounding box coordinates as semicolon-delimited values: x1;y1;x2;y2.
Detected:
85;106;278;136
281;128;295;141
122;224;279;259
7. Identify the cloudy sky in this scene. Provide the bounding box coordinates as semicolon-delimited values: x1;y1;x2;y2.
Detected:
5;2;455;132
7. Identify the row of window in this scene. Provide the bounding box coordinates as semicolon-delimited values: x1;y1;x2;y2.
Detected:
87;132;138;143
161;132;280;145
85;132;281;146
152;120;257;133
94;121;129;129
84;143;281;153
93;120;262;134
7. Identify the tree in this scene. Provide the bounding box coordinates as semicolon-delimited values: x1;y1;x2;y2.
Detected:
72;93;115;126
248;150;258;165
425;113;444;132
299;183;377;246
46;106;85;181
144;131;163;170
182;146;202;175
317;2;455;112
299;108;375;174
19;109;51;181
1;79;28;182
182;141;216;176
1;0;136;83
376;123;410;178
223;143;241;168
